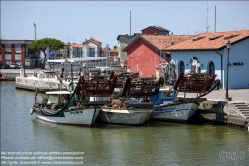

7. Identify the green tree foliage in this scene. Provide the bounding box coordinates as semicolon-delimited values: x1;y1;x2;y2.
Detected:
28;38;64;60
113;45;117;49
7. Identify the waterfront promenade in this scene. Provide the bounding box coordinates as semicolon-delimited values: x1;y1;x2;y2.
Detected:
179;88;249;103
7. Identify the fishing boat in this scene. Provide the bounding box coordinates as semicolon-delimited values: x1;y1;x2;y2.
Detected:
97;76;163;125
150;72;220;122
30;72;117;126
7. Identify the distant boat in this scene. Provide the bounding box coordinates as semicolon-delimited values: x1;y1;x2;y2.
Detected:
30;72;117;126
150;72;220;122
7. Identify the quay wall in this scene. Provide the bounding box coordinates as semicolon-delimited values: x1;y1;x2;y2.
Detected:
191;100;248;129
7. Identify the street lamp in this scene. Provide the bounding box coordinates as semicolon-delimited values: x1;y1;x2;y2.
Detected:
22;47;26;76
33;23;36;40
225;40;231;100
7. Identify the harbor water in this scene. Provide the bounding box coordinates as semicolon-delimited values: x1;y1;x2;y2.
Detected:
1;81;249;166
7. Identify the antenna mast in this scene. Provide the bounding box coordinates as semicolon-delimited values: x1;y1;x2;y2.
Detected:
130;11;131;36
214;5;216;32
206;1;210;33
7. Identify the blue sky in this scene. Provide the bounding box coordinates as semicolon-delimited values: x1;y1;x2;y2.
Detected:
1;1;249;48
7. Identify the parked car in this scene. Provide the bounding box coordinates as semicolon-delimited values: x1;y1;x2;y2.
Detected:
26;65;35;69
19;64;26;69
1;64;11;69
10;64;20;69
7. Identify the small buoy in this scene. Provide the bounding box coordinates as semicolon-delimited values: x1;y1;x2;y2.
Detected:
30;109;34;115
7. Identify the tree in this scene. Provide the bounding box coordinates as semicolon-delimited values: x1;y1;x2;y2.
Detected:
113;45;117;49
28;38;64;61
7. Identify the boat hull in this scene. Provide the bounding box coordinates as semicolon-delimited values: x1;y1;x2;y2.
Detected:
97;108;152;125
32;107;100;127
150;103;198;122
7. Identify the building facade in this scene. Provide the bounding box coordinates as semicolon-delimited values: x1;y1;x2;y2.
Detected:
0;39;40;67
164;30;249;89
83;38;102;58
123;34;193;78
117;34;138;61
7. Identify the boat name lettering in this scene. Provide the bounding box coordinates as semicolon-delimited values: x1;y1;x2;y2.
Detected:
70;111;83;114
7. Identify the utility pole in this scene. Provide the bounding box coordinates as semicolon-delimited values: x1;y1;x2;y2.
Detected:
130;11;131;36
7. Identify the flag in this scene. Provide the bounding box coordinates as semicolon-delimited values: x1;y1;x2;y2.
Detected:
33;22;36;27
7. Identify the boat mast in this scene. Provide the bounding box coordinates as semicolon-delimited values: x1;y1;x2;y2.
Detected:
71;63;74;91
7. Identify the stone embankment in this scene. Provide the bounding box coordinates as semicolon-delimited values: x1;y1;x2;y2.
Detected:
182;89;249;129
191;100;249;129
0;69;38;80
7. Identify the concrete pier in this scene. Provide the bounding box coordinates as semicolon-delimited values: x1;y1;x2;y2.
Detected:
15;75;71;92
182;89;249;129
0;69;38;80
1;69;72;91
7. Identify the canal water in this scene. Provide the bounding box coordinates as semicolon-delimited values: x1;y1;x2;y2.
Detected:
1;81;249;166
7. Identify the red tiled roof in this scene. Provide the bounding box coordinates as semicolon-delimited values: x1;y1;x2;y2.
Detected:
88;45;95;49
90;38;101;45
141;34;194;50
109;48;118;53
83;44;95;49
122;34;193;51
164;30;249;51
71;43;82;48
102;48;107;52
123;34;193;52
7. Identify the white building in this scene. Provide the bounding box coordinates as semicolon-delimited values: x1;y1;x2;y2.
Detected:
164;30;249;89
82;38;102;58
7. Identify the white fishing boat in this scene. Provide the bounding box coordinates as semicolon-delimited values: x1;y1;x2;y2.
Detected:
151;100;199;122
99;102;154;125
31;91;103;126
31;72;117;127
150;73;220;122
97;76;162;125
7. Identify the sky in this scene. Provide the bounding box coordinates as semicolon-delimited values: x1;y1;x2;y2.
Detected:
1;1;249;48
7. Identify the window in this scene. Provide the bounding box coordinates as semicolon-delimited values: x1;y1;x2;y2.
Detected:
179;61;185;74
209;35;223;40
208;61;215;76
166;54;171;62
192;36;206;41
224;34;239;40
